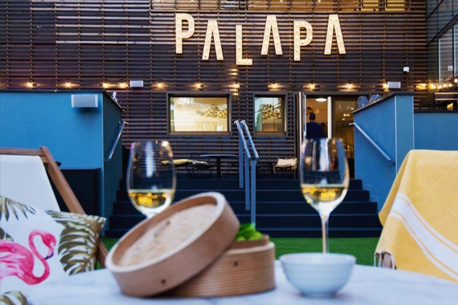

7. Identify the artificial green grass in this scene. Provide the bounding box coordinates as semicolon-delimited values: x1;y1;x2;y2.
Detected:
102;237;378;266
270;237;378;266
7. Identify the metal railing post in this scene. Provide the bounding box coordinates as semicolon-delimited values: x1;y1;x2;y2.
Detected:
245;155;250;211
250;159;257;226
234;120;259;226
238;136;244;188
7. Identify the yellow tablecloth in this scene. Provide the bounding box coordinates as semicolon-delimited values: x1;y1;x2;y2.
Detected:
376;150;458;283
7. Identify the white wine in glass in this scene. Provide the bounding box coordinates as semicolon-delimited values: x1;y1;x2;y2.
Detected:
126;140;176;218
300;138;349;253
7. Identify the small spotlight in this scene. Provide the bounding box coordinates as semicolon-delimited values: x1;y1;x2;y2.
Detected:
102;82;110;89
26;81;34;88
430;83;437;90
119;82;128;89
347;83;353;89
65;82;71;88
157;81;164;89
308;83;316;90
234;82;240;89
195;82;202;89
383;83;389;89
270;82;278;89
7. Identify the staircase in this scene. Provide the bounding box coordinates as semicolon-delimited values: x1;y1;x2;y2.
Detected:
105;177;382;238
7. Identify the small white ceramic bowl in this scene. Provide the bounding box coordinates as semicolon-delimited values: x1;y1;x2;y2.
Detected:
280;253;356;297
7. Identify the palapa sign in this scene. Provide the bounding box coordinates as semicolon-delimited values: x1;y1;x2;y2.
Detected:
175;14;346;65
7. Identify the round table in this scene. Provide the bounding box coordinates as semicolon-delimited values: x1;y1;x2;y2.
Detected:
199;154;238;178
29;262;458;305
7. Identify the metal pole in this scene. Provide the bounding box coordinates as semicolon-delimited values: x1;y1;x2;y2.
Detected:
244;155;250;211
250;160;257;227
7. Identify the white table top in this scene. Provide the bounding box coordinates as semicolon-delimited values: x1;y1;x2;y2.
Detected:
29;262;458;305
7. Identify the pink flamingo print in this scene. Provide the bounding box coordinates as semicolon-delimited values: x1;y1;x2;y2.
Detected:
0;230;57;285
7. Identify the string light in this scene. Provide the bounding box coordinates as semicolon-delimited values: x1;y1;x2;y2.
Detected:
416;83;427;90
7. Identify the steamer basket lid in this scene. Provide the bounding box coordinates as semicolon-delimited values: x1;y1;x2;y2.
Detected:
106;192;240;297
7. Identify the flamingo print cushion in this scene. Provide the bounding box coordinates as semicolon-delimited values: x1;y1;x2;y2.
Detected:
0;196;106;294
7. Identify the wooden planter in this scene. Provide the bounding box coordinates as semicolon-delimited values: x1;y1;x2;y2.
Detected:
167;235;276;297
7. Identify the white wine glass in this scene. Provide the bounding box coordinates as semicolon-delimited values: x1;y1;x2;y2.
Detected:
299;138;349;253
126;140;176;218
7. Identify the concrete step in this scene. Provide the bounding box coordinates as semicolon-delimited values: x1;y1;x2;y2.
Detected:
113;200;378;215
117;189;370;202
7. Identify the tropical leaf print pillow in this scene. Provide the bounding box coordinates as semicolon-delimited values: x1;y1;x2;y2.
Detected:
0;290;29;305
0;196;106;294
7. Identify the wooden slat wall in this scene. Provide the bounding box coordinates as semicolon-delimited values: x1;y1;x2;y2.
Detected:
1;0;427;166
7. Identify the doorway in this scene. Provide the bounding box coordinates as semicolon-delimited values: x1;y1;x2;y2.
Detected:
298;93;359;177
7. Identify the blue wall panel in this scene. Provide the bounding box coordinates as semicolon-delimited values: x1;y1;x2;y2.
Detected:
0;91;103;169
354;94;414;210
0;90;123;222
415;112;458;150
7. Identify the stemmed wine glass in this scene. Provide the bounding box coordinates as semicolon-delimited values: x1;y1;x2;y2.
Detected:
299;138;349;253
126;140;176;218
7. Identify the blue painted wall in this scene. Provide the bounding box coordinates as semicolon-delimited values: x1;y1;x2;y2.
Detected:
0;91;102;169
101;93;124;220
353;94;414;210
414;112;458;150
0;90;123;223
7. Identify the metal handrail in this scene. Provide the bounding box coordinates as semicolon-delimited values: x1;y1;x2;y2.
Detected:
234;121;252;161
234;120;258;227
240;120;259;161
351;122;395;165
105;120;127;162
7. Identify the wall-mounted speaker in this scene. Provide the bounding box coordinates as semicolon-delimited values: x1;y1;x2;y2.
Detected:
71;94;98;108
387;82;401;89
129;80;144;88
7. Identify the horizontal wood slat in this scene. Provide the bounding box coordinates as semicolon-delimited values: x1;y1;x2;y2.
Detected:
1;0;427;162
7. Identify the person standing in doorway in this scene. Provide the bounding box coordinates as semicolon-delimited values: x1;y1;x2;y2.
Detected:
306;112;325;139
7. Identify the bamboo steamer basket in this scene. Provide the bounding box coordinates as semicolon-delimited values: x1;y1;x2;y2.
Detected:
106;192;240;297
167;235;276;297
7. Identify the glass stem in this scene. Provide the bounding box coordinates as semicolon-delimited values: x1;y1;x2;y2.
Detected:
320;213;330;253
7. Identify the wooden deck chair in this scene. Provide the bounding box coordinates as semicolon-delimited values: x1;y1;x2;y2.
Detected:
0;146;108;267
273;157;298;177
